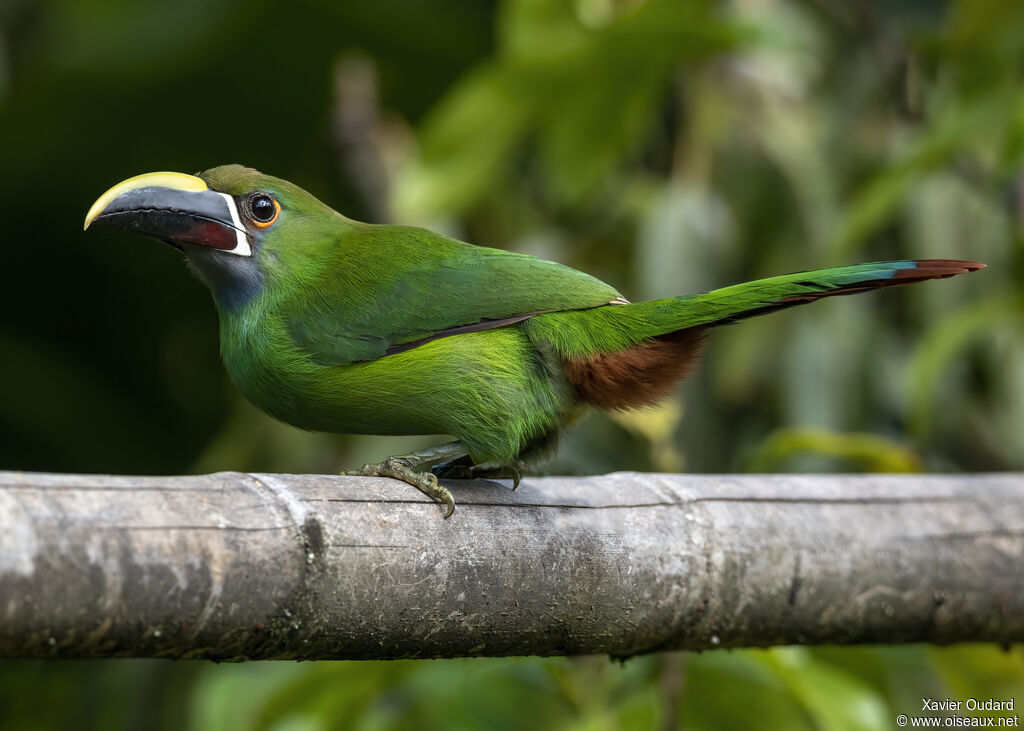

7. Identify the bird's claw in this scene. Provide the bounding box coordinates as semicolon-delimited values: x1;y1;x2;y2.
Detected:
344;457;455;518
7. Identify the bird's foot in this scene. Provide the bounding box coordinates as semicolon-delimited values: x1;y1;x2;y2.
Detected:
474;464;522;490
432;460;522;489
344;456;455;518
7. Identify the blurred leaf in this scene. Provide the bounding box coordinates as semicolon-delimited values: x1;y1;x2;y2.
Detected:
537;52;667;204
394;63;536;219
771;647;890;731
930;0;1024;91
396;0;751;217
831;88;1021;261
745;426;922;472
498;0;592;62
682;650;817;730
252;662;411;731
908;292;1024;438
610;400;685;472
931;645;1024;712
190;664;309;731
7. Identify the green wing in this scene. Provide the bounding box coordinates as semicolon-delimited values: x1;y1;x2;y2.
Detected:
285;224;624;364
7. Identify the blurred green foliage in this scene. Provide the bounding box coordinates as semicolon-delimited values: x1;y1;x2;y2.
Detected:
2;646;1022;730
0;0;1021;728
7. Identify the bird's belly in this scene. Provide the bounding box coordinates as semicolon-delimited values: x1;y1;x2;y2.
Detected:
230;354;444;437
223;327;576;462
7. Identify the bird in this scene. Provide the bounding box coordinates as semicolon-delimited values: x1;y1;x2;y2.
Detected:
85;165;984;516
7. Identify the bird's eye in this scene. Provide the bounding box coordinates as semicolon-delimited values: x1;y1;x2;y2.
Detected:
247;193;280;227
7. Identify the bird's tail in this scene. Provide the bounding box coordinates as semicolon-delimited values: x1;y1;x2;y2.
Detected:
637;259;985;331
530;259;984;410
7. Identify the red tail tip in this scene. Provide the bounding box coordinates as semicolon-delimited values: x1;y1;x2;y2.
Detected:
915;259;985;272
890;260;986;281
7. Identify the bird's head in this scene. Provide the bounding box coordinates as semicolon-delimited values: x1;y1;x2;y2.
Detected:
85;165;348;309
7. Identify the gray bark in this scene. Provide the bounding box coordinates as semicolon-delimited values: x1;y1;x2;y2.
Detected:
0;470;1021;660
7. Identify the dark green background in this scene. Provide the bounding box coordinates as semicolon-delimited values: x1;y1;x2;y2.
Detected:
1;0;1021;728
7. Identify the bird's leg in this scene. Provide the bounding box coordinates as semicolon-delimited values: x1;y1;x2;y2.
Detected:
343;441;469;518
430;454;474;479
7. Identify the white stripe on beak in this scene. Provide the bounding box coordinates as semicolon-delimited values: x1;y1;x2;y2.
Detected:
218;193;252;257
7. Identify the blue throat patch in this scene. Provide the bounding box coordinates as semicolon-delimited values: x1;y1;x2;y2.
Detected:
184;246;264;311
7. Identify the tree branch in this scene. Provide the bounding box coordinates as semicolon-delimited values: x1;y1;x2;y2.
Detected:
1;470;1021;660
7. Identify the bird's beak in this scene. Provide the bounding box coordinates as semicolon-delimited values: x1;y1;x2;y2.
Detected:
84;171;252;257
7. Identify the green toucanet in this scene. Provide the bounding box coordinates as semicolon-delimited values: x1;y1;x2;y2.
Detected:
85;165;984;516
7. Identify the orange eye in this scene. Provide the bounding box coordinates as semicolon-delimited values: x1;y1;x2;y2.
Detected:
247;192;280;227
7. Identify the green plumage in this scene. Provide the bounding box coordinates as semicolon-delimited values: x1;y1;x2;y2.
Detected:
187;167;975;465
285;224;622;364
87;164;983;511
